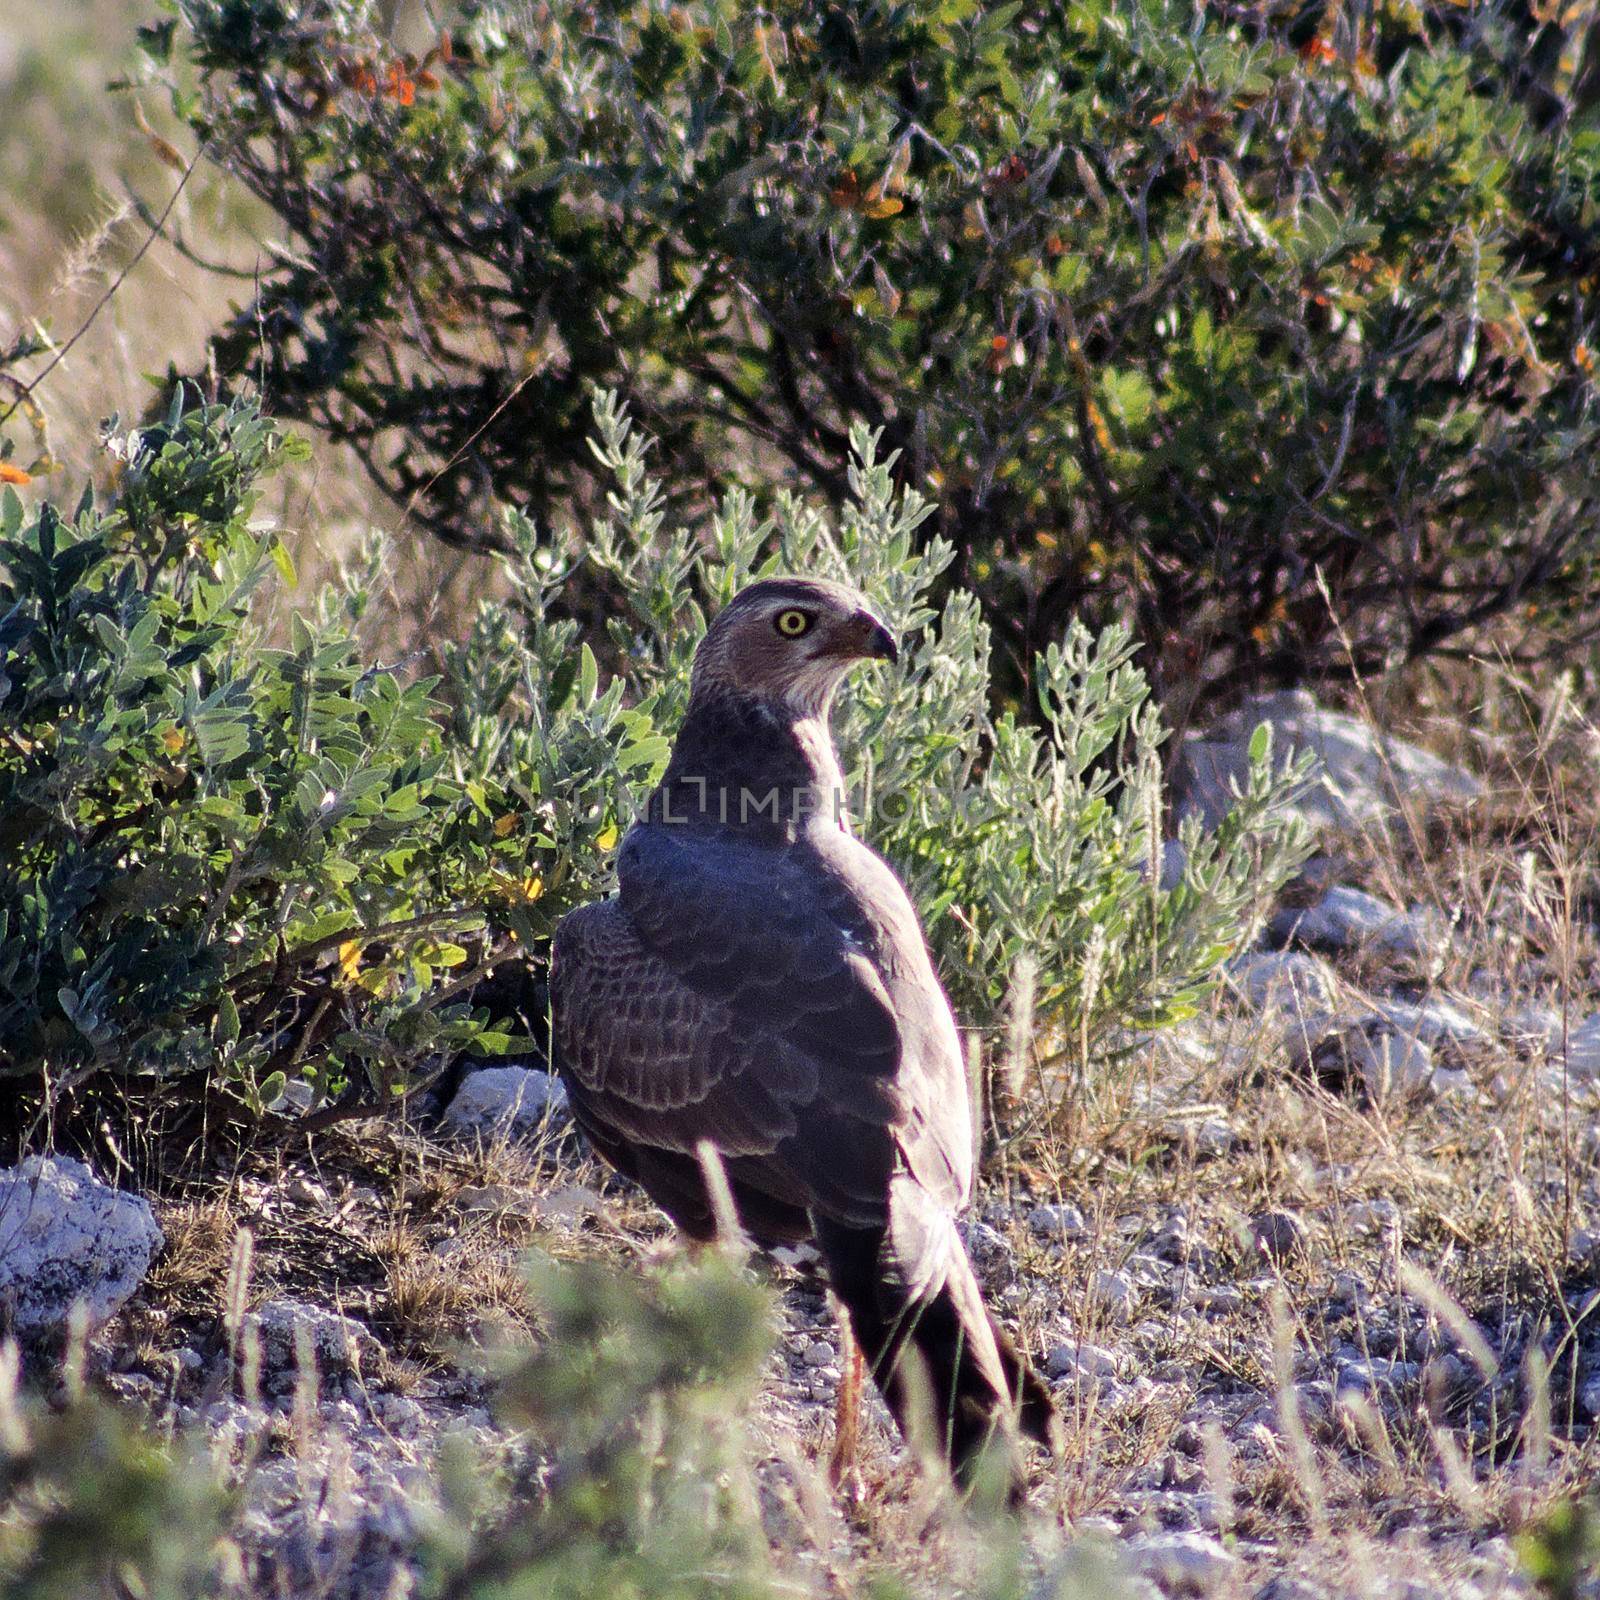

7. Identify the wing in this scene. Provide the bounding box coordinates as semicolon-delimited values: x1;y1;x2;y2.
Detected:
809;828;974;1207
617;823;904;1090
551;827;905;1228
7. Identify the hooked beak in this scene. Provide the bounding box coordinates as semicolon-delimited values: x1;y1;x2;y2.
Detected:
855;611;899;665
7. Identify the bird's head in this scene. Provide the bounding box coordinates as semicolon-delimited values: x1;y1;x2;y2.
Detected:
691;577;899;715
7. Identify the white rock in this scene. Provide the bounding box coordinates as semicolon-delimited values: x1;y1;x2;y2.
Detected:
1559;1016;1600;1079
1092;1270;1139;1322
250;1299;378;1384
1336;1357;1420;1394
1351;1028;1437;1101
0;1155;162;1337
372;1392;426;1438
457;1183;539;1216
1501;1004;1565;1051
1150;1211;1191;1254
1174;689;1480;834
1376;997;1482;1047
962;1220;1012;1272
1430;1067;1477;1103
1125;1530;1238;1596
1229;950;1338;1019
1125;1253;1173;1288
442;1067;568;1139
1272;886;1432;960
265;1078;314;1116
1046;1340;1119;1381
532;1184;602;1226
1029;1202;1088;1241
1330;1271;1372;1305
802;1340;836;1367
1343;1198;1400;1235
1249;1210;1309;1261
1252;1575;1323;1600
1075;1515;1123;1542
769;1242;821;1270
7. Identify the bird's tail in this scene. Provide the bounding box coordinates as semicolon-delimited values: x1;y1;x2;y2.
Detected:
815;1194;1056;1502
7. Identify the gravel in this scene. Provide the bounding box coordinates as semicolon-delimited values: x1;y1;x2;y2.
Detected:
249;1299;381;1395
1335;1358;1422;1395
1093;1270;1140;1323
1047;1340;1119;1381
1029;1201;1089;1240
1249;1210;1310;1262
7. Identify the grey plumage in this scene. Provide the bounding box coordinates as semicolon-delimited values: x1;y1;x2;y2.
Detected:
552;577;1054;1498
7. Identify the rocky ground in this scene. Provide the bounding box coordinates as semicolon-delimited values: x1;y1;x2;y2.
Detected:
4;690;1599;1598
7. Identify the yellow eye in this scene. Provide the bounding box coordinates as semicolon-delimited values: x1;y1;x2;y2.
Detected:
774;608;811;638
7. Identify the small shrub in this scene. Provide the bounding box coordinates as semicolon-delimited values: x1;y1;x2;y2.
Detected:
0;389;1304;1113
421;1252;778;1599
451;394;1313;1062
0;1259;1143;1598
0;1366;237;1600
1516;1499;1600;1600
0;392;647;1109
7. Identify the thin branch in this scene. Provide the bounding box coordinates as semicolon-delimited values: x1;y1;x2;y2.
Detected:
0;140;210;429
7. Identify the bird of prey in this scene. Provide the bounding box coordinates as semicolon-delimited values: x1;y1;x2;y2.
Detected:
551;576;1054;1499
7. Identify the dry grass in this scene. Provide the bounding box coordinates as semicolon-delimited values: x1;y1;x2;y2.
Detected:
380;1228;534;1357
1;0;500;663
145;1197;240;1310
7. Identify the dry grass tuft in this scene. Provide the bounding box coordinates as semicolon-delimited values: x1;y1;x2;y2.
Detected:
145;1198;241;1311
380;1229;534;1357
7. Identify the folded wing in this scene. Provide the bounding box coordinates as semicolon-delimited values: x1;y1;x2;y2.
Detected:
552;823;908;1230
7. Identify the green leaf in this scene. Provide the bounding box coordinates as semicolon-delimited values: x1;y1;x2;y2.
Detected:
215;990;241;1046
267;535;297;589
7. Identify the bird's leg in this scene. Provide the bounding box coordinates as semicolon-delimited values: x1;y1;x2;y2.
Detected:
828;1306;866;1504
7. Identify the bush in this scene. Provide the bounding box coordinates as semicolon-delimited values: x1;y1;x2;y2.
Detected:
0;1257;781;1599
0;1363;236;1600
0;392;645;1109
0;389;1304;1112
422;1252;780;1600
142;0;1600;707
462;394;1313;1062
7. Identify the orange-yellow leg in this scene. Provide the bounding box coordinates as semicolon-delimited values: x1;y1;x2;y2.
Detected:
828;1315;866;1503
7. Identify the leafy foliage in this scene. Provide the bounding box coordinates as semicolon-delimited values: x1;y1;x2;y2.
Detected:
1516;1498;1600;1600
0;390;1305;1109
0;393;647;1106
422;1252;779;1599
0;1257;1140;1599
0;1366;236;1600
459;394;1312;1060
144;0;1600;707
